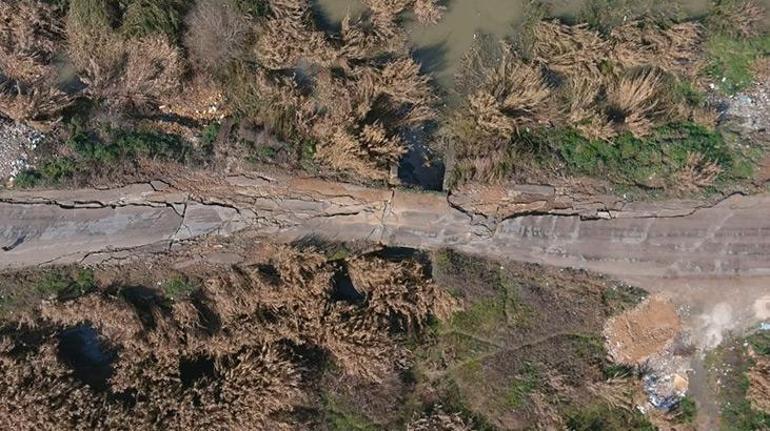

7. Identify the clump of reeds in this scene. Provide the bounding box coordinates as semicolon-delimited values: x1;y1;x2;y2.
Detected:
227;0;439;181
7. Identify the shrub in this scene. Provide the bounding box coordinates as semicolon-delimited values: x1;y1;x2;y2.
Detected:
160;276;197;300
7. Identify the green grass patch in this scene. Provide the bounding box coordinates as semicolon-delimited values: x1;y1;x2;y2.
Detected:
161;276;197;301
35;268;97;301
14;125;192;188
749;330;770;356
566;402;656;430
322;394;379;431
450;297;505;335
199;122;220;156
559;122;750;189
601;284;648;314
705;33;770;95
69;128;190;163
705;334;770;430
506;362;541;409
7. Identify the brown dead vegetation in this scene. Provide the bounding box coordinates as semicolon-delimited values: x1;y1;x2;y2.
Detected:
183;0;249;77
0;0;439;182
0;244;455;429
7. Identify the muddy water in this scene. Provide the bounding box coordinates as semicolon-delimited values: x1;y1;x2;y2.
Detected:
315;0;718;87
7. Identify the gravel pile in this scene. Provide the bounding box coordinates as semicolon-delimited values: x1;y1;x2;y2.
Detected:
0;119;44;183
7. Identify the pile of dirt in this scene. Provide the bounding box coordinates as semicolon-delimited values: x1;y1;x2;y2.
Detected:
604;295;681;365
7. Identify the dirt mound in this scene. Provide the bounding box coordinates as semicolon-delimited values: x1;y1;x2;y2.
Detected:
604;296;681;365
748;355;770;413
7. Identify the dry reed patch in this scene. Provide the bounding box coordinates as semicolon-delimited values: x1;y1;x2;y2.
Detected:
530;21;610;80
0;0;63;83
448;16;716;185
0;245;453;428
235;0;437;180
611;21;705;77
308;57;436;180
674;151;722;193
466;45;554;137
83;35;183;109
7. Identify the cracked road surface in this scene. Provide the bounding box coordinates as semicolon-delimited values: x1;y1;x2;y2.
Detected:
2;174;770;279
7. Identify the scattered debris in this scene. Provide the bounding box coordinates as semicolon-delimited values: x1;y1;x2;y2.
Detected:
0;119;43;183
724;60;770;136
